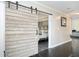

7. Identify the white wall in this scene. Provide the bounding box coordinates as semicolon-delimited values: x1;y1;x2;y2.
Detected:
18;1;72;48
0;2;5;57
48;15;72;48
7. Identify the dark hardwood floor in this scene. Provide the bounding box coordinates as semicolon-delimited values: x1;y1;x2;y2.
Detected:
31;41;72;57
31;37;79;57
71;38;79;57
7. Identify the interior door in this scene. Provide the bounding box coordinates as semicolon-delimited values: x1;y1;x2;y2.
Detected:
5;3;38;57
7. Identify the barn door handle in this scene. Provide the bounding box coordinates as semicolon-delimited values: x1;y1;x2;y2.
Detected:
36;30;38;35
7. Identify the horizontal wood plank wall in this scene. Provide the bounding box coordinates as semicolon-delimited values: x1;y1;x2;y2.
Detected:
5;7;38;57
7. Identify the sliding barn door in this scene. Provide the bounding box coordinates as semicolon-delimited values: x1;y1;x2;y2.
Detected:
5;5;38;57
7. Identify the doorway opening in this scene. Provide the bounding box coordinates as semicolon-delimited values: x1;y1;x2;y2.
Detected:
38;12;49;52
71;16;79;38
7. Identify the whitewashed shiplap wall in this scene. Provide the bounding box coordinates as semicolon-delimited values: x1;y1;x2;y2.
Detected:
5;4;38;56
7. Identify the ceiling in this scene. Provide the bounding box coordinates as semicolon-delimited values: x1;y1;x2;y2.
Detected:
39;1;79;14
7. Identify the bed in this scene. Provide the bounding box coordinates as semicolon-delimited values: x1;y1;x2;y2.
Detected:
38;32;48;41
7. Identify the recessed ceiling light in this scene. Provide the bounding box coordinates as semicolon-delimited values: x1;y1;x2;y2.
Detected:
71;10;75;12
67;8;70;10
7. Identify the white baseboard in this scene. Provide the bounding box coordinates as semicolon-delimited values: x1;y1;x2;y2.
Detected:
49;39;72;48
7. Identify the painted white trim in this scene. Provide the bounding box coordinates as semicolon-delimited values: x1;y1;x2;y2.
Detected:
48;15;52;49
49;39;72;48
0;2;5;57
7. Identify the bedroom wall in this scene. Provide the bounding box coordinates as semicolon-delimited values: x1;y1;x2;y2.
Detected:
38;15;48;41
38;15;48;32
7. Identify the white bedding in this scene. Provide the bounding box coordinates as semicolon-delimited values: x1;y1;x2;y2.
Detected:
38;33;48;40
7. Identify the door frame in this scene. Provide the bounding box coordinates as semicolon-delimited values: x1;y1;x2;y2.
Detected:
0;2;5;57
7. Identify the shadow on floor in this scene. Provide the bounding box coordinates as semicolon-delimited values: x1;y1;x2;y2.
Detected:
38;40;48;52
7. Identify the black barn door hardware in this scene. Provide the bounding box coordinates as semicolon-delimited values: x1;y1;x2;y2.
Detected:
35;8;37;14
6;1;52;15
30;6;33;13
16;1;18;10
8;1;10;8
